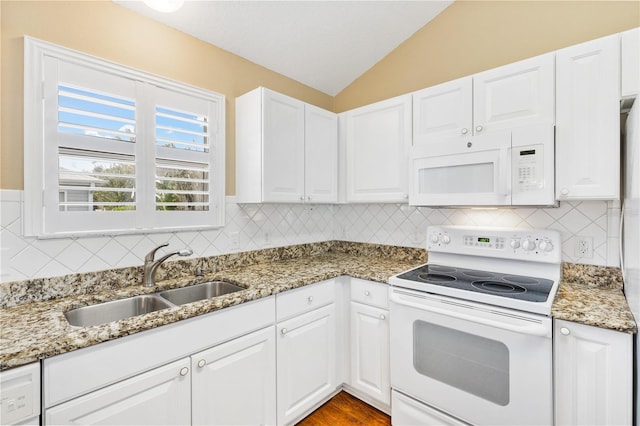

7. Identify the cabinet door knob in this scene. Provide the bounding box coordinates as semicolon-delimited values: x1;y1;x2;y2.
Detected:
179;367;189;376
307;296;314;302
307;196;311;201
379;314;386;320
560;188;569;195
467;142;473;148
560;327;570;336
281;328;287;335
476;125;483;132
197;359;206;368
364;290;370;296
461;128;468;135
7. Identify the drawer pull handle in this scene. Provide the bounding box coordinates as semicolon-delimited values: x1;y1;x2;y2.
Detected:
179;367;189;377
281;328;287;335
308;296;314;302
365;291;370;296
379;314;386;320
197;359;206;368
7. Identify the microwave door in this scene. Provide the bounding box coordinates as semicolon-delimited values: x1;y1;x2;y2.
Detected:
410;133;511;206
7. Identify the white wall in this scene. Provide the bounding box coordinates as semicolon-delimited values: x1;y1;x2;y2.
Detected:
0;189;620;283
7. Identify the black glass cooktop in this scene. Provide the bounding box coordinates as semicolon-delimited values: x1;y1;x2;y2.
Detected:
396;264;554;302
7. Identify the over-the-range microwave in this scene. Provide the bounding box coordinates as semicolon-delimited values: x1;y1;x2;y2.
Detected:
409;124;556;207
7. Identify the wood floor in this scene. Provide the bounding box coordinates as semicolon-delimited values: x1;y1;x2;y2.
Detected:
296;392;391;426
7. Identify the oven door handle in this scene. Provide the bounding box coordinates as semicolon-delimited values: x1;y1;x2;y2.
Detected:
391;291;551;337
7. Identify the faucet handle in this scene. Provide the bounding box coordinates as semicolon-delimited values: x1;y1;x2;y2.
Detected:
145;243;169;262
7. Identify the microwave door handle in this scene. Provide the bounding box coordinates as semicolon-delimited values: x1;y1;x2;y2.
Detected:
391;290;550;337
498;147;510;197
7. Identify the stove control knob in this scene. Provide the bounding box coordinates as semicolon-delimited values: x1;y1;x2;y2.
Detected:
430;233;440;244
522;239;536;251
539;240;554;252
441;234;451;244
510;239;521;249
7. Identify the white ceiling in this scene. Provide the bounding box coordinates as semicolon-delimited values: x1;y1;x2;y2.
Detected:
113;1;453;95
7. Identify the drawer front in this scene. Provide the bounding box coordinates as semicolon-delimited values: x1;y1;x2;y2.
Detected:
350;278;388;309
276;279;335;322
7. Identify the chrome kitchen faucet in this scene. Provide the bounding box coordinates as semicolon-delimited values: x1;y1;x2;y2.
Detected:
143;243;193;286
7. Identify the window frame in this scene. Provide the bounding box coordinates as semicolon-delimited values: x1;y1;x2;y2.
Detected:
24;37;226;238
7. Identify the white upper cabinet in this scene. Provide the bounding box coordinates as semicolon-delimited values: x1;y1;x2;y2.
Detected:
473;53;555;132
621;27;640;99
413;77;472;146
305;104;339;203
236;87;337;203
412;53;554;149
556;34;620;200
344;94;412;203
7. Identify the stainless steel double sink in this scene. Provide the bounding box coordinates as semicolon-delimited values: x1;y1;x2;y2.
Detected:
64;281;245;327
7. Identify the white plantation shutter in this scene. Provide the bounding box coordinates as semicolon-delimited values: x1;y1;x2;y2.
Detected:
24;37;225;237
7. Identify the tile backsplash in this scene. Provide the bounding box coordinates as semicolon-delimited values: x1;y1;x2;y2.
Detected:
0;189;620;283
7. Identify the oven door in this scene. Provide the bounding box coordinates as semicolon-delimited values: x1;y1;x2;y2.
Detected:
389;287;552;426
409;131;511;206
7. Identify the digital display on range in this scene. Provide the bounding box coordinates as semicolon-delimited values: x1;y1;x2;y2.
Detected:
477;237;490;243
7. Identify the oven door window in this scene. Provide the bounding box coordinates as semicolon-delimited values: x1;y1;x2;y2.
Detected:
413;320;509;406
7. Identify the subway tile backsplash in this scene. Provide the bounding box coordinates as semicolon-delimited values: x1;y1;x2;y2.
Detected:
0;190;618;283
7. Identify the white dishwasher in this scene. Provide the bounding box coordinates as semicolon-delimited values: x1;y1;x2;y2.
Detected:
0;363;41;425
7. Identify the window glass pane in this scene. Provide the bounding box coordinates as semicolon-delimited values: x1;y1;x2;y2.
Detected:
155;160;209;211
155;106;208;152
413;320;510;406
58;84;136;142
59;151;136;211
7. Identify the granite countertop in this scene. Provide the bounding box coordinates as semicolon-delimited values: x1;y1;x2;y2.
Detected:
0;242;636;371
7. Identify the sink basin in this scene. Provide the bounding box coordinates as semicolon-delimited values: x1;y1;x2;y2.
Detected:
64;295;175;327
158;281;244;305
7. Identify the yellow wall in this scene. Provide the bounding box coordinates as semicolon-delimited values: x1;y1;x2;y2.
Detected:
334;0;640;112
0;0;332;193
2;1;639;193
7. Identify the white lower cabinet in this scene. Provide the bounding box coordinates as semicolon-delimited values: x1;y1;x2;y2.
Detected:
191;326;276;426
276;280;339;424
554;319;632;426
276;300;337;425
45;358;191;425
347;278;390;410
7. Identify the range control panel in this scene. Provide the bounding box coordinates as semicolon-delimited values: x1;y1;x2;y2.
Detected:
427;225;561;263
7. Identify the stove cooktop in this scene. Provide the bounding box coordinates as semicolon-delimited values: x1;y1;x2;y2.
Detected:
395;264;554;303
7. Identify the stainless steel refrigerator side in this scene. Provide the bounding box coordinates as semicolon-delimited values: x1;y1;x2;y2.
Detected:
623;99;640;425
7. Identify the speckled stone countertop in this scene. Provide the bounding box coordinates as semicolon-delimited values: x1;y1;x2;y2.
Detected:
552;263;637;334
1;241;636;371
0;241;425;370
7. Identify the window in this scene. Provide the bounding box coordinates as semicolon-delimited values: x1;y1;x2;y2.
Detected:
24;37;225;237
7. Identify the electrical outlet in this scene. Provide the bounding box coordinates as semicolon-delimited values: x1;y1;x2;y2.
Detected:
229;231;240;250
575;236;593;258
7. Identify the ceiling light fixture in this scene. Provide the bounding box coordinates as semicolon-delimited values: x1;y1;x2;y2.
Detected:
143;0;184;13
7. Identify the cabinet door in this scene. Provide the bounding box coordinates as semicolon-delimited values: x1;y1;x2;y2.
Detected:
44;358;191;425
305;104;338;203
263;89;305;202
621;27;639;99
192;327;276;426
474;53;555;134
412;77;472;146
556;34;620;200
554;320;632;426
345;94;411;202
277;304;337;425
350;301;390;406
